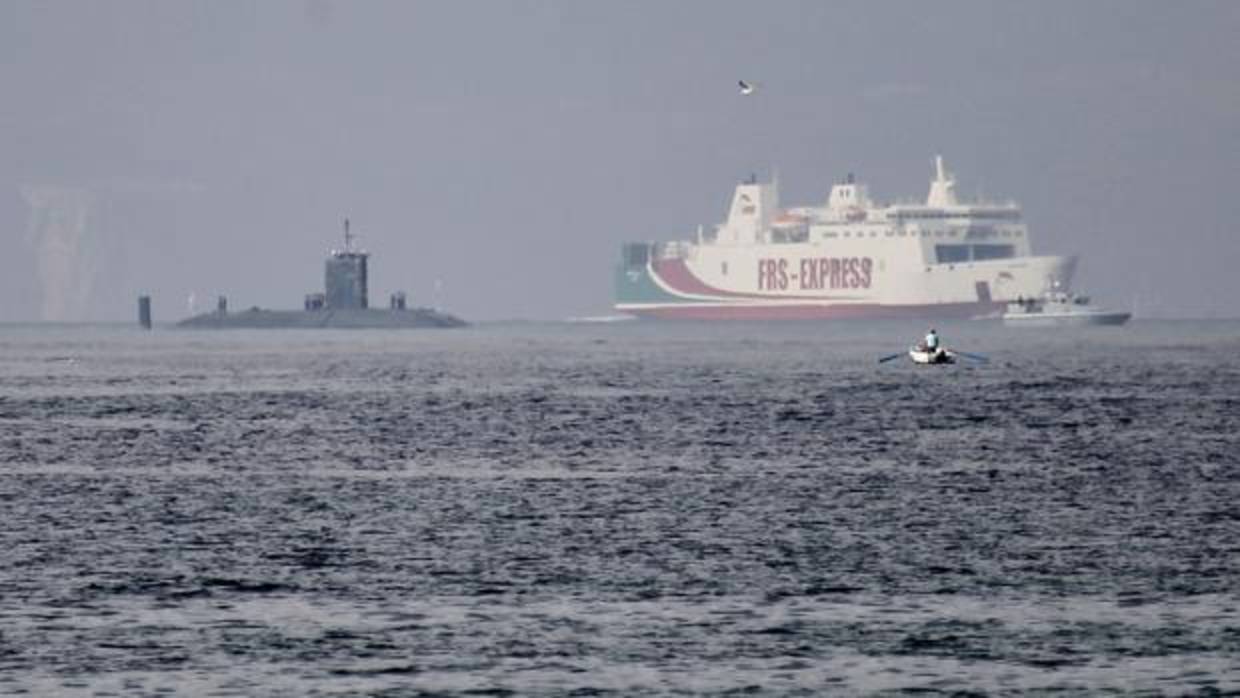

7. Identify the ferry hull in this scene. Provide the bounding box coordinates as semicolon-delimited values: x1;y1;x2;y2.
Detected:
623;301;1000;321
615;252;1074;321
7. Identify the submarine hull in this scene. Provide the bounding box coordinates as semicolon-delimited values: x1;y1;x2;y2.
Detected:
177;307;467;329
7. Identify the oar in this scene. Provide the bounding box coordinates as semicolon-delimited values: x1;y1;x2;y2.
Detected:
877;352;904;364
954;350;990;363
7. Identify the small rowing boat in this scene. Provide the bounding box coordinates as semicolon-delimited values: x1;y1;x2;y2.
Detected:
908;346;955;365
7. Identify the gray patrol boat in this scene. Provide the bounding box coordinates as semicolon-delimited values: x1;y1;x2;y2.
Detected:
1002;287;1130;327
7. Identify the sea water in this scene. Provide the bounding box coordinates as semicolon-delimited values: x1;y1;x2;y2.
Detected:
1;320;1237;696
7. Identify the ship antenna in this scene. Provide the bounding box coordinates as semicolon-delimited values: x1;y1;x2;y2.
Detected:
343;217;353;252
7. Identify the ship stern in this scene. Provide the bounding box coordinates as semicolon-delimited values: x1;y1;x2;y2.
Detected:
614;243;682;316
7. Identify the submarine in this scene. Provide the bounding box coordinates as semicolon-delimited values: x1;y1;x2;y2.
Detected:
178;219;467;329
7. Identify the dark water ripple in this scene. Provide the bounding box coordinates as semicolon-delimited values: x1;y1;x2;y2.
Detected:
0;321;1238;695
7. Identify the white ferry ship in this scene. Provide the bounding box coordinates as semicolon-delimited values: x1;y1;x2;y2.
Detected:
615;157;1076;320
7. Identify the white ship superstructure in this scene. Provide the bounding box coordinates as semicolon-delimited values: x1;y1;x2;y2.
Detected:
615;157;1076;319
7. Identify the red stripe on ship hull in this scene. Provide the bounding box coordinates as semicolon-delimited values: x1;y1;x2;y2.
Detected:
652;259;837;302
627;301;1001;321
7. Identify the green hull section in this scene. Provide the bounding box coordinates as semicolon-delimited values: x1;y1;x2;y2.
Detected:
614;261;689;306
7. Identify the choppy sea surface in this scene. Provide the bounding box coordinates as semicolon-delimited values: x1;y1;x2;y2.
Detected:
1;319;1237;696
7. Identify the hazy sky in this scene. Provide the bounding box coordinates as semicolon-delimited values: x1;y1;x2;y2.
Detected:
3;0;1238;321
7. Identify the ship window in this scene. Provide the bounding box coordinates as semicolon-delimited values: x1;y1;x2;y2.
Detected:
721;262;728;275
934;243;1015;263
935;244;971;264
971;244;1015;260
843;231;850;237
886;230;894;237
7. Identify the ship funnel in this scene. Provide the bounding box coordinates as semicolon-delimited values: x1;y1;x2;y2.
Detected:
718;178;777;244
926;154;958;207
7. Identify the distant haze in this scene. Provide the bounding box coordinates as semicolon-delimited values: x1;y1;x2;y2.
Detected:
3;1;1238;321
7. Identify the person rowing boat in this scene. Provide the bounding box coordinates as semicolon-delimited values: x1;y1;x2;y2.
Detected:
878;331;988;365
916;328;947;361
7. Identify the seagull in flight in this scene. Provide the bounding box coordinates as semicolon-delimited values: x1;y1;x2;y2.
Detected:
738;79;757;96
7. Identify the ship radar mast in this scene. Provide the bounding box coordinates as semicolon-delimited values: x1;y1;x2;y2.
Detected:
343;217;355;253
926;155;959;207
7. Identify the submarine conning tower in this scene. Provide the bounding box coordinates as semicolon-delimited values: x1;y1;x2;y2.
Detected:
325;218;369;310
